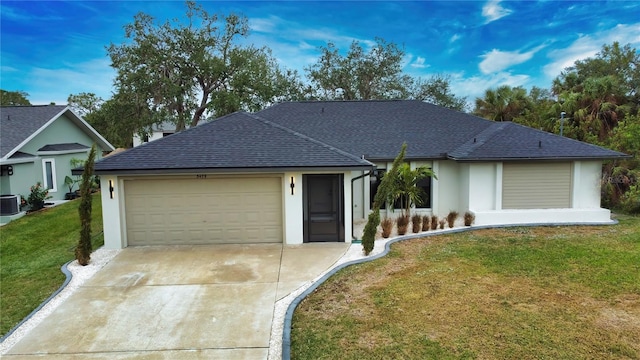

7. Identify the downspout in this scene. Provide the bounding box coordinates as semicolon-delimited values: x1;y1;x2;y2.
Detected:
351;169;374;241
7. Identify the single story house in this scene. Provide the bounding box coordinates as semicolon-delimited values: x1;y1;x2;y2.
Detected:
93;100;627;249
0;105;114;220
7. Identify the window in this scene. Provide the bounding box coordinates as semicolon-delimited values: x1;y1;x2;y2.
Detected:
369;169;386;209
42;159;57;192
416;176;432;208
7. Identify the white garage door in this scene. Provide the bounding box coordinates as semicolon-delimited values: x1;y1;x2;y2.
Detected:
124;177;283;246
503;162;572;209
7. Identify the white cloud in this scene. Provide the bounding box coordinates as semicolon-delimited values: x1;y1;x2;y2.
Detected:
27;58;115;105
449;71;530;101
479;45;545;74
411;56;429;69
482;0;512;24
543;23;640;78
450;34;461;43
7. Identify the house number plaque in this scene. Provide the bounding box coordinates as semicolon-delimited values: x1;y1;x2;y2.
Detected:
196;174;207;179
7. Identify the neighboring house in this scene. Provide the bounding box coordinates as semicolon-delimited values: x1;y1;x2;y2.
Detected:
132;121;176;147
92;100;627;249
0;105;115;219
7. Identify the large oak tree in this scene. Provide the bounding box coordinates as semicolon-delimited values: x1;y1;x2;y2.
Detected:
107;1;304;132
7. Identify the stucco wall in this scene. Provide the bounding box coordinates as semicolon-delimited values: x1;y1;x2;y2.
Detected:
572;160;603;209
467;162;498;211
20;114;97;154
283;172;303;245
433;160;460;217
102;171;354;249
469;160;612;225
351;170;366;219
3;162;36;199
100;175;124;249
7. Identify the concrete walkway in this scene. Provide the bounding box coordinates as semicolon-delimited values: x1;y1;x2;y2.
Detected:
3;243;349;359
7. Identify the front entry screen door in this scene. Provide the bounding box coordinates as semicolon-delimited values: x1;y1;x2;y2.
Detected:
303;174;344;242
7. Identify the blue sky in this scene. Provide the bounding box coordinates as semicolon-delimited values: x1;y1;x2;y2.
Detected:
2;1;639;106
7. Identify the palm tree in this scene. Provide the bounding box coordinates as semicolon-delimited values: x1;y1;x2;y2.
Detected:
387;163;436;217
474;85;529;122
557;76;627;142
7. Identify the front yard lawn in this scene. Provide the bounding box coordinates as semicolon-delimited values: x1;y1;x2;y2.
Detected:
292;216;640;359
0;194;103;337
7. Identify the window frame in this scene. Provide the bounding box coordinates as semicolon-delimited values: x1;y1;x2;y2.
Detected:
42;158;57;192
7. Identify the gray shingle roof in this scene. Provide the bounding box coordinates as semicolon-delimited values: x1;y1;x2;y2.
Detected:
448;122;628;161
94;112;373;174
257;100;494;160
257;100;627;161
0;105;67;158
94;100;628;173
38;143;90;152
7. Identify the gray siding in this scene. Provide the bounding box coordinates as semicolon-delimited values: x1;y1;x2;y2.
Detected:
503;162;572;209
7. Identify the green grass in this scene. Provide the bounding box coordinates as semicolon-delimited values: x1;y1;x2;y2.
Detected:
0;194;104;337
292;216;640;359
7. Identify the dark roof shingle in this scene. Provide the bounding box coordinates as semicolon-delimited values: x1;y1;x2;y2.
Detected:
0;105;67;158
94;112;373;174
448;122;628;161
38;143;90;152
94;100;628;173
256;100;494;160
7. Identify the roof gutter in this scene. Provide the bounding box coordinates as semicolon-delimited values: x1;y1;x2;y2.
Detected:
80;164;374;176
448;155;632;162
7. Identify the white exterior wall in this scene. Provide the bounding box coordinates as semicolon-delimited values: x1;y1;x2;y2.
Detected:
351;170;365;219
433;160;460;217
100;175;124;249
467;163;497;211
101;171;354;249
572;161;602;208
283;172;304;245
343;171;353;243
470;160;612;225
132;131;165;147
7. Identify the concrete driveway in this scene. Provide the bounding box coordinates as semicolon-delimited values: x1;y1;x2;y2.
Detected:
4;243;349;359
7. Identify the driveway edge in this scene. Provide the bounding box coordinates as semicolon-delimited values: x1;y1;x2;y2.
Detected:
0;260;73;343
281;220;618;359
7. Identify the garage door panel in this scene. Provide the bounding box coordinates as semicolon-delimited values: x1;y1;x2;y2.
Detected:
125;177;283;246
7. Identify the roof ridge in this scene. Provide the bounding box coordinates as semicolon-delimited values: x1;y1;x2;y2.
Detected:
449;122;510;158
243;112;373;166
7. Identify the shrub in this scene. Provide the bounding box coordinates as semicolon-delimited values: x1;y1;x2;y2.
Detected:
397;215;409;235
447;211;458;228
362;210;380;255
76;145;96;266
620;185;640;214
422;215;430;231
439;219;446;229
411;214;422;233
464;211;475;226
27;182;51;211
431;215;439;230
381;217;394;238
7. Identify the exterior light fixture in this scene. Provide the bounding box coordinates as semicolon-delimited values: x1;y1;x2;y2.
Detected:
290;176;295;195
109;180;115;199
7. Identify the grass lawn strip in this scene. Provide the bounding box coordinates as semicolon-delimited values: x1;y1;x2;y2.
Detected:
291;217;640;359
0;194;104;337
